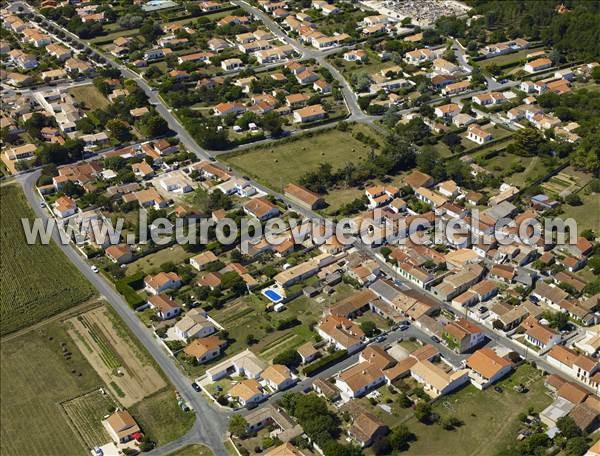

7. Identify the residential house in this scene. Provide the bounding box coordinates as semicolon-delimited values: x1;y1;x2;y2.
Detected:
317;315;365;353
293;104;326;123
465;347;512;389
348;412;389;447
103;410;141;443
144;271;182;295
243;197;280;221
442;319;486;353
228;379;265;408
148;294;181;320
410;360;470;398
261;364;296;391
184;336;226;364
174;308;218;341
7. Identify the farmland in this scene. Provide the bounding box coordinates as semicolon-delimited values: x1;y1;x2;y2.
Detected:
62;390;116;448
0;320;104;455
0;184;95;336
67;306;167;406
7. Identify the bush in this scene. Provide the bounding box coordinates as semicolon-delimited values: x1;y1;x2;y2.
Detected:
303;350;348;376
115;272;146;309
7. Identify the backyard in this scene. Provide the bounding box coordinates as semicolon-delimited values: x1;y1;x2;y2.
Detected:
0;184;96;336
126;244;195;276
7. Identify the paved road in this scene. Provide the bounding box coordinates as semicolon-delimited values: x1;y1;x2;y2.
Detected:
17;170;231;456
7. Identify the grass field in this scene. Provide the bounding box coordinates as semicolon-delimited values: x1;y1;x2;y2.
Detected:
69;84;110;110
126;245;194;276
403;365;552;456
0;320;104;455
62;390;116;448
479;46;545;68
222;124;382;212
129;388;195;446
168;444;213;456
0;184;95;336
560;192;600;232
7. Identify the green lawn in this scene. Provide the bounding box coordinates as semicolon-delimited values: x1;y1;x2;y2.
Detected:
0;321;105;455
0;184;96;336
222;124;382;212
168;444;213;456
404;365;552;456
129;388;195;446
474;150;556;189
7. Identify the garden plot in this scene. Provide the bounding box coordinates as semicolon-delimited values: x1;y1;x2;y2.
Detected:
61;389;116;449
67;307;166;406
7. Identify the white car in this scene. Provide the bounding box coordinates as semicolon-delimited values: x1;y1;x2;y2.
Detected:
91;265;99;273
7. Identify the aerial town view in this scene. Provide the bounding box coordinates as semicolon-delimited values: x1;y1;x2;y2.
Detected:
0;0;599;455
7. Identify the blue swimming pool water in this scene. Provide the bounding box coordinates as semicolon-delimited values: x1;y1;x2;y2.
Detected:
263;289;283;302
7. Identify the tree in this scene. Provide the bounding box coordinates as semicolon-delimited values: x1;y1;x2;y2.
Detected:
557;416;581;439
106;119;131;142
138;114;169;138
508;128;546;157
372;436;392;455
360;320;378;337
414;402;432;423
229;414;248;438
273;349;302;368
565;194;583;206
565;436;589;456
389;425;415;450
397;393;412;408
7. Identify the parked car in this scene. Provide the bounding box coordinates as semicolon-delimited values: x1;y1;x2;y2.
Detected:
431;336;441;343
91;265;99;273
191;382;201;392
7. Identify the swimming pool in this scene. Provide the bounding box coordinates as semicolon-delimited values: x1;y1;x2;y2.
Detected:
262;288;284;303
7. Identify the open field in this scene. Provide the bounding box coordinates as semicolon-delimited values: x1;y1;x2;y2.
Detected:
69;84;110;110
0;184;95;336
479;46;545;68
62;389;116;449
221;124;382;197
404;365;552;456
561;191;600;232
168;444;214;456
126;244;194;276
1;320;104;455
129;388;195;446
67;306;167;406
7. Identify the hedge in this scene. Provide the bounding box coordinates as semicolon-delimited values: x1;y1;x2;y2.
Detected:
302;349;348;376
116;272;146;309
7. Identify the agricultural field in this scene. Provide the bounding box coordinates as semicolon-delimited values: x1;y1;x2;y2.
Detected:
62;390;116;448
0;320;104;455
542;166;591;198
69;84;110;110
222;124;383;212
67;306;167;406
403;365;552;456
0;184;96;336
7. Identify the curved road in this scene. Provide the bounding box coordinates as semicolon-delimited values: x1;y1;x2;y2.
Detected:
17;170;231;456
